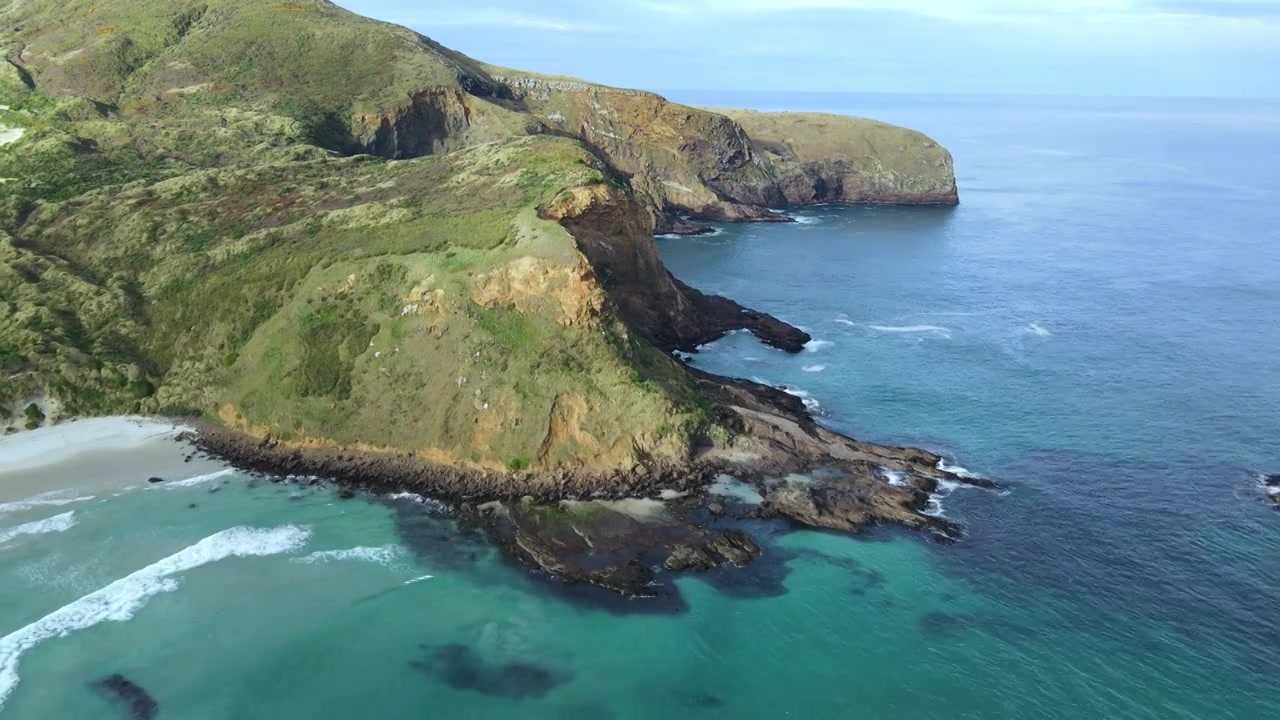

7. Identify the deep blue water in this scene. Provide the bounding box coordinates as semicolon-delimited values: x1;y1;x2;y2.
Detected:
658;92;1280;716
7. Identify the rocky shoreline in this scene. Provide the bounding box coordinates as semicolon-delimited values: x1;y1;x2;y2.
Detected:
183;365;994;604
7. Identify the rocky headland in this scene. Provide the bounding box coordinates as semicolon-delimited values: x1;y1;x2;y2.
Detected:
1;0;979;602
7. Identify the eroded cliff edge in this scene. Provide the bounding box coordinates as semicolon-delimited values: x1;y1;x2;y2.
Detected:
1;0;977;603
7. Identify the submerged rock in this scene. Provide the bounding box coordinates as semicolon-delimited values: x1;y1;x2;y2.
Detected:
409;643;570;699
91;674;157;720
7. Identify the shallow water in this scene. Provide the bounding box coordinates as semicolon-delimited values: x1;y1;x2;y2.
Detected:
3;94;1279;718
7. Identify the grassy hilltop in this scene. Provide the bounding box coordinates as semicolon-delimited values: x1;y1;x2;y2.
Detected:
0;0;957;474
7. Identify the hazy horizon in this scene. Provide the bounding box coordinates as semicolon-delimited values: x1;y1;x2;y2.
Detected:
337;0;1280;100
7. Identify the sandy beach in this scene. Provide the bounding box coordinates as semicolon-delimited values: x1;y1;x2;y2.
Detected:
0;417;230;507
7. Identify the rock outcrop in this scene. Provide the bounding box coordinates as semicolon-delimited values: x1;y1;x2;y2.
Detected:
543;184;810;353
493;73;958;230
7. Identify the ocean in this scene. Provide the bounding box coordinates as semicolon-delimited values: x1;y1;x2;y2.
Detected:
2;93;1279;719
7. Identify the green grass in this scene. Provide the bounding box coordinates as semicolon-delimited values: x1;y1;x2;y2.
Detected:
295;298;378;399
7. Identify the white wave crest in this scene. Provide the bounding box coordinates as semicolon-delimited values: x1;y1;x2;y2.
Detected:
878;468;909;487
793;215;822;225
0;524;311;710
833;317;857;327
780;386;821;411
804;339;833;353
936;460;983;480
0;512;77;545
0;492;94;515
1026;322;1052;337
923;480;959;518
403;574;435;586
385;492;452;514
868;324;952;337
801;365;826;373
167;468;237;488
296;545;401;565
387;492;426;504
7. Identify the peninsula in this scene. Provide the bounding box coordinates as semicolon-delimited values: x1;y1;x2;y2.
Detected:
1;0;977;600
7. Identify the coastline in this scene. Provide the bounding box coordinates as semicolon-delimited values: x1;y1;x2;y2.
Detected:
2;383;990;603
0;417;228;507
177;368;991;600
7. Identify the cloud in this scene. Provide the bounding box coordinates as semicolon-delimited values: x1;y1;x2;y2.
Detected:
635;0;1135;21
636;0;1280;23
366;7;611;33
1142;0;1280;18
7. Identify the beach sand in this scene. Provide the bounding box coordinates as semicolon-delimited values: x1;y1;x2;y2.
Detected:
0;417;230;506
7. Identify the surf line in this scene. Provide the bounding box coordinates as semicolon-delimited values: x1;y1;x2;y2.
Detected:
0;525;312;710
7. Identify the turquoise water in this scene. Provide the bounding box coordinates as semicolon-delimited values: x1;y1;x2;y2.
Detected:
3;94;1279;718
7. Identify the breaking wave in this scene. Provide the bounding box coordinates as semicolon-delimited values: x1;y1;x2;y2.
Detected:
0;524;312;710
296;545;402;565
868;324;952;337
0;512;77;545
780;385;821;411
0;492;93;516
167;469;237;488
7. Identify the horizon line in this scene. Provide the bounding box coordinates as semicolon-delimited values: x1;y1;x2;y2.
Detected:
648;88;1280;102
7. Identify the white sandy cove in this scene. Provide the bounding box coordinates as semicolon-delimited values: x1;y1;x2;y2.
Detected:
0;417;229;505
0;417;186;474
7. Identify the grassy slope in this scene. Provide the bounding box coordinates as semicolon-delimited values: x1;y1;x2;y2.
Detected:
6;131;700;468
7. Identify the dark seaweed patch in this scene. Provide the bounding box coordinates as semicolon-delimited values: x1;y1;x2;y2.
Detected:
920;610;974;636
409;643;570;699
674;690;725;709
91;674;157;720
390;504;487;573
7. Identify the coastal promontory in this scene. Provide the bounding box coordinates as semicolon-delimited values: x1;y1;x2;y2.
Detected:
1;0;972;599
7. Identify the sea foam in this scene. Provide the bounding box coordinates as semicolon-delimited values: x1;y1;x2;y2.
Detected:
0;492;94;516
0;524;311;710
802;365;826;373
780;386;821;411
868;324;952;337
878;468;910;487
1026;322;1052;337
804;339;834;353
167;468;237;488
936;459;983;480
296;545;402;565
0;512;77;545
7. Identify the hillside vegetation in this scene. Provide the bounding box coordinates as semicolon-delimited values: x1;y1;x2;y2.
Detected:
0;0;957;473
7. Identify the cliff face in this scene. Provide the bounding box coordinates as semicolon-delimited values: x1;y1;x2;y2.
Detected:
721;109;959;206
543;185;809;353
481;73;959;229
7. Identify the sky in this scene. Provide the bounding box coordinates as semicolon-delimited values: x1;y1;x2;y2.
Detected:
336;1;1280;97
